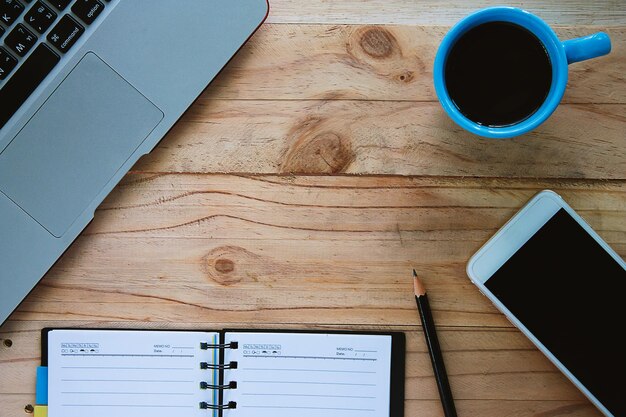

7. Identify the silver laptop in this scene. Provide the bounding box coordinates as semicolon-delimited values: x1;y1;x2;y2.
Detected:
0;0;269;325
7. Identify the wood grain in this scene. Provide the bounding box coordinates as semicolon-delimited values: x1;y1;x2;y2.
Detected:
139;24;625;177
4;174;623;328
1;175;620;416
135;100;626;178
209;25;626;103
1;2;624;416
265;0;626;26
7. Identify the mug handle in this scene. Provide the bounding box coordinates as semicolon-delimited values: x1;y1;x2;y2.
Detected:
562;32;611;64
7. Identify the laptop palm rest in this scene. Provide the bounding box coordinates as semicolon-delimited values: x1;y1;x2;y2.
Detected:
0;52;163;238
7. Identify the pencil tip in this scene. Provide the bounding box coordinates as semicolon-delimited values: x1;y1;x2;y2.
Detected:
412;270;427;296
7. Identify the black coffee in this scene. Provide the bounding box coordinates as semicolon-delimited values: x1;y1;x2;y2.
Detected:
444;21;552;127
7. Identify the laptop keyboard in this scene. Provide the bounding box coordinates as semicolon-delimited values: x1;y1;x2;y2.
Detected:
0;0;109;128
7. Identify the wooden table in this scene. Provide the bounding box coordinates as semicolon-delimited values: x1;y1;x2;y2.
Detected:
1;1;625;416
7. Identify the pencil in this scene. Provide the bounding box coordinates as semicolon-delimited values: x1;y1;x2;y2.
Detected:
413;269;458;417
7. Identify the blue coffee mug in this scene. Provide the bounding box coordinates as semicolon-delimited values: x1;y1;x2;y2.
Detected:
433;7;611;138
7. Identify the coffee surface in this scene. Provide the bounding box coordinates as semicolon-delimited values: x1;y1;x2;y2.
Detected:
445;21;552;127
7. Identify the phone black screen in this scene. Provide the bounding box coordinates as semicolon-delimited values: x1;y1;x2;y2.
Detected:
485;209;626;415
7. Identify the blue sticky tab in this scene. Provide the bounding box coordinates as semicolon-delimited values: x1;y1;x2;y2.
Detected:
36;366;48;405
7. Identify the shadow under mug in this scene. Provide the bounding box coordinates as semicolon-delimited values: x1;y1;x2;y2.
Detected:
433;7;611;139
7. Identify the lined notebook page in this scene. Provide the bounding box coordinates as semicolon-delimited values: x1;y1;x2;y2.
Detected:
47;329;219;417
222;332;393;417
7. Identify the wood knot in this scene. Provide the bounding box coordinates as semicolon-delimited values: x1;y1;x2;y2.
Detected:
397;71;414;83
204;246;249;286
214;258;235;274
281;125;354;174
347;26;425;88
204;246;289;288
359;27;398;59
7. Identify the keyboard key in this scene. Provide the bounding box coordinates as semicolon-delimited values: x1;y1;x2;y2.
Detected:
48;0;71;11
0;25;4;37
47;14;83;53
71;0;104;25
24;1;56;34
0;0;24;26
0;46;18;80
4;23;36;56
0;43;59;128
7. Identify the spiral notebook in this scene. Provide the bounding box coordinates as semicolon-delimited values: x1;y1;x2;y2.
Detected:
41;328;405;417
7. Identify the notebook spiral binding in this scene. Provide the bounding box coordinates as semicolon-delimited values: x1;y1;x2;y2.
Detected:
199;341;239;411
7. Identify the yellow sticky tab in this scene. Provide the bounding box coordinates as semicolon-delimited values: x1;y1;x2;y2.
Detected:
34;406;48;417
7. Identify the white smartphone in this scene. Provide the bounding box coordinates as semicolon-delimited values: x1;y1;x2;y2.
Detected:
467;190;625;417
